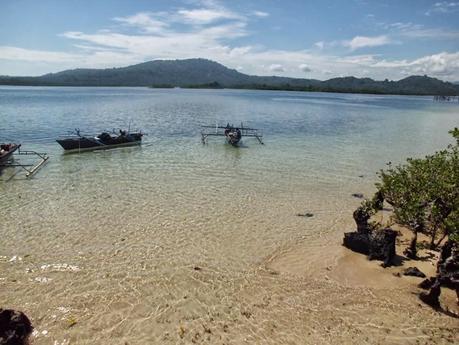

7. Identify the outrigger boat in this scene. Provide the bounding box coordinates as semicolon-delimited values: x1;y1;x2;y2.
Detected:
0;143;49;178
201;123;264;146
56;129;143;152
0;143;20;164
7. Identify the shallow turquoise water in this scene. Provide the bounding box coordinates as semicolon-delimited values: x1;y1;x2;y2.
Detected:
0;87;458;344
0;86;457;189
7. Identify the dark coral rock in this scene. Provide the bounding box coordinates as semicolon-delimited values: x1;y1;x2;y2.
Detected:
368;228;398;267
403;267;426;278
343;228;397;267
296;212;314;217
418;277;436;289
353;208;371;234
0;309;33;345
343;231;370;255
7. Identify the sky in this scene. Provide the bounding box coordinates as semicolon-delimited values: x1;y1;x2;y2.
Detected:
0;0;459;81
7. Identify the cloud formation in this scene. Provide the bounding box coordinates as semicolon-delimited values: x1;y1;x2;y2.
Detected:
0;1;458;81
342;35;392;50
252;11;269;17
384;21;459;39
269;64;285;72
425;1;459;15
299;64;312;72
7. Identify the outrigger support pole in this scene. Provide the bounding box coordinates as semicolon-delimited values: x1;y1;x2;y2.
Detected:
14;148;49;178
255;135;264;145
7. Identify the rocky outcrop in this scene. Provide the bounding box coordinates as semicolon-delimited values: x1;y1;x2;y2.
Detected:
343;228;398;267
343;232;370;255
368;228;398;267
418;277;436;289
344;199;398;267
419;240;459;308
352;206;371;234
403;267;426;278
0;309;33;345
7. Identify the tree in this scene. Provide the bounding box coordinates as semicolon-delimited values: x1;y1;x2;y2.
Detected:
375;128;459;257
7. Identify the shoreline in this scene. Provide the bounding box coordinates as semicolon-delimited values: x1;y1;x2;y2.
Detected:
0;83;457;97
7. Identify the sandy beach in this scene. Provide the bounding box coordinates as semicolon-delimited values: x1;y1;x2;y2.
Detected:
2;201;458;345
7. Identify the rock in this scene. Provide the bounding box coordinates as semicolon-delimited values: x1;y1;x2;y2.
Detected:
368;228;398;267
436;241;459;290
371;190;384;211
418;277;436;289
343;231;370;255
343;228;398;267
419;287;441;309
0;309;33;345
419;241;459;308
353;207;371;233
296;212;314;217
352;193;364;199
403;267;426;278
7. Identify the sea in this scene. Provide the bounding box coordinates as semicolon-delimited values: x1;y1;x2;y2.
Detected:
0;86;457;344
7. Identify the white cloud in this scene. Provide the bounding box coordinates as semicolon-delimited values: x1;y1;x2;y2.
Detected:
177;8;243;24
384;21;459;40
425;1;459;15
113;13;169;34
373;52;459;77
0;46;141;69
401;27;459;39
342;35;392;51
252;11;269;17
0;46;81;63
314;41;325;50
299;64;311;72
1;1;459;81
341;54;377;64
269;64;285;72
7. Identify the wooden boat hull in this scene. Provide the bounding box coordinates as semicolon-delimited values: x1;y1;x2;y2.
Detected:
224;128;242;146
57;132;143;152
0;144;20;164
225;135;241;146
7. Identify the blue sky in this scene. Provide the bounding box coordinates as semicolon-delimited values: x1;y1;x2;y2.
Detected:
1;0;459;80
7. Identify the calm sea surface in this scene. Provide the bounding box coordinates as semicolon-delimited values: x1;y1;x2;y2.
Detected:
0;86;457;344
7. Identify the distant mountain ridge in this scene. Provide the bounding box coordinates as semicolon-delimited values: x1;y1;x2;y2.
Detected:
1;58;458;95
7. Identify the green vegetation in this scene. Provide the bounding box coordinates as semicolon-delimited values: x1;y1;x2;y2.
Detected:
374;128;459;258
1;59;459;95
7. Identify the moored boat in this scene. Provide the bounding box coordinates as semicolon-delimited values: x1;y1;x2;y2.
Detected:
56;129;143;152
224;125;242;146
0;143;21;164
200;122;264;146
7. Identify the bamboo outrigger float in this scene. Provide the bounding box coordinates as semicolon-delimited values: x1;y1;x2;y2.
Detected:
0;143;49;179
201;123;264;146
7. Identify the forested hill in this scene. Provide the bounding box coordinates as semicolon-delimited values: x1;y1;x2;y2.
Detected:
1;58;458;95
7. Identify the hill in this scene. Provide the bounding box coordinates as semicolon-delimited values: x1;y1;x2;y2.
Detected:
0;58;458;95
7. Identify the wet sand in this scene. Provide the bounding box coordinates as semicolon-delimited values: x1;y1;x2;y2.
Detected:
268;226;459;345
2;202;458;345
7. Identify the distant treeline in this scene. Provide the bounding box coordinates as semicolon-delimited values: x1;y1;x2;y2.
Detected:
149;81;459;96
2;58;459;96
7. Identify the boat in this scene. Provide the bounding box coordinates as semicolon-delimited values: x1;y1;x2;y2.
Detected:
224;125;242;146
56;129;143;152
0;143;21;164
0;143;48;178
201;123;264;146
